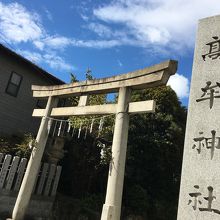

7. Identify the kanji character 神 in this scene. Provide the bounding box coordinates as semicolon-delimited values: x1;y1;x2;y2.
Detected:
192;130;220;159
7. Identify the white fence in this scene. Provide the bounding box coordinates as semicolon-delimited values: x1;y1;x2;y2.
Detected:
0;153;62;197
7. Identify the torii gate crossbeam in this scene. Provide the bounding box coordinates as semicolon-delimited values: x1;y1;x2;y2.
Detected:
9;60;177;220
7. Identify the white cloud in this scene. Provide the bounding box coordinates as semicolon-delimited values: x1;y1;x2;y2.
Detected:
167;73;189;98
1;0;220;54
80;14;89;21
70;39;122;48
33;40;45;50
33;36;74;51
86;22;141;47
1;0;207;54
17;49;74;71
44;8;53;21
0;2;43;43
93;0;220;50
18;50;43;63
87;23;113;38
42;36;72;49
44;53;73;71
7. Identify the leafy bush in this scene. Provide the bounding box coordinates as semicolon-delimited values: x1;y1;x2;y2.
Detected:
0;133;34;157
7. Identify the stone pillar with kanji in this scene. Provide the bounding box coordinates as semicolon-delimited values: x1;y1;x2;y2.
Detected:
177;14;220;220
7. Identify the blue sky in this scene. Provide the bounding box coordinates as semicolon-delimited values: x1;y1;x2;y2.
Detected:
1;0;220;106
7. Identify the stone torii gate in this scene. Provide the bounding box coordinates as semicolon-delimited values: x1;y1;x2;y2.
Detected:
10;60;177;220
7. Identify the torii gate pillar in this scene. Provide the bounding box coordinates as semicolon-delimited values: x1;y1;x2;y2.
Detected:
11;96;58;220
101;87;131;220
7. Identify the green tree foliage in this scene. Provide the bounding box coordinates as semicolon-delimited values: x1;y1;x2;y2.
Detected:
123;85;186;219
68;73;79;106
70;73;79;83
0;133;33;157
58;84;186;219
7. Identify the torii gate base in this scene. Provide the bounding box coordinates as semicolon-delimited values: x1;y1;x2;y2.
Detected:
8;60;177;220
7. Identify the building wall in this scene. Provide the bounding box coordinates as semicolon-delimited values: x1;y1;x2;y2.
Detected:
0;50;60;136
